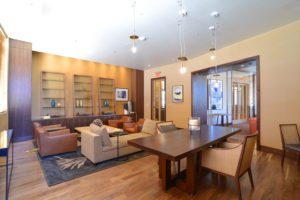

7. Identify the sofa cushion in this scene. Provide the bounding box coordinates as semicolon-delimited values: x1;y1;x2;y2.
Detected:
158;124;176;133
90;123;112;147
141;119;157;135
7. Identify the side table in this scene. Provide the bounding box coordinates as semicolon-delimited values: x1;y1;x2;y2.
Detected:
110;131;128;159
0;129;13;200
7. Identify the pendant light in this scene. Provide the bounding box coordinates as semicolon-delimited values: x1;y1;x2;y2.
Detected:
209;11;220;88
130;1;139;53
178;0;188;74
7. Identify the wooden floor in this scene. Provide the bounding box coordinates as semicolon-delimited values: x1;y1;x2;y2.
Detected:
9;140;300;200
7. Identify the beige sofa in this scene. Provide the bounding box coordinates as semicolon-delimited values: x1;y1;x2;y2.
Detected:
81;119;157;164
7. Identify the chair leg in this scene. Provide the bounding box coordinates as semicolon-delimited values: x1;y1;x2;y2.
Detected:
281;150;285;167
248;168;254;189
235;178;242;200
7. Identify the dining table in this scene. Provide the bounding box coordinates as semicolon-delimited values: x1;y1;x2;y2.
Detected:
128;125;240;194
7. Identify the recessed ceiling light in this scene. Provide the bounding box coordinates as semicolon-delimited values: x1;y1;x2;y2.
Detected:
241;64;245;67
208;26;215;30
211;11;219;17
147;64;151;67
139;36;146;41
179;8;188;16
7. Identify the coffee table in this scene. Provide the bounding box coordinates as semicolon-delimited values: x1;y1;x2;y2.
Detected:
128;125;240;194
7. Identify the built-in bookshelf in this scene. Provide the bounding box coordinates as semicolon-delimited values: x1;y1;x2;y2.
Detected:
98;78;116;115
41;71;66;118
73;75;93;116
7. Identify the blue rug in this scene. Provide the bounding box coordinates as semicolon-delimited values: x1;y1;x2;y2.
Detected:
37;147;150;186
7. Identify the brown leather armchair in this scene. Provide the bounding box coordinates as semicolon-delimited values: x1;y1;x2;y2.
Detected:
108;116;132;128
36;127;78;157
33;122;65;141
124;118;145;134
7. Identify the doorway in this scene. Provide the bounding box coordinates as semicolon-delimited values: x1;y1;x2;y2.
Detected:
191;56;261;149
232;82;248;124
151;77;166;121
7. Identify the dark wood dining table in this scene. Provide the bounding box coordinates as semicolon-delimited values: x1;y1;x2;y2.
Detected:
128;125;240;194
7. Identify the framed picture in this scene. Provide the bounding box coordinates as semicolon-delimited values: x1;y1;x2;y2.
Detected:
172;85;184;102
115;88;128;101
207;79;223;110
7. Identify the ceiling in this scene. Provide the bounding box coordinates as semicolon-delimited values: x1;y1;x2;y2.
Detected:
0;0;300;70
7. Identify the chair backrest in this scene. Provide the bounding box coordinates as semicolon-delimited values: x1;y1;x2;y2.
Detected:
279;124;300;145
156;121;176;134
33;122;42;140
121;116;132;122
238;134;257;176
137;118;145;125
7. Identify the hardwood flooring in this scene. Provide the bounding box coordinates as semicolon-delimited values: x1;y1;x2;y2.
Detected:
9;140;300;200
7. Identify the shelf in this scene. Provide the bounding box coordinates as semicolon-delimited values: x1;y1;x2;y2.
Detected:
75;89;91;92
75;106;93;108
42;88;64;90
100;98;114;100
43;97;64;99
101;106;114;108
74;81;92;84
42;79;64;82
100;91;113;93
100;84;113;86
75;98;92;100
43;106;65;108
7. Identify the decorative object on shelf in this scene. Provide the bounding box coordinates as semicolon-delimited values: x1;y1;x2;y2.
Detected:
129;0;139;54
76;100;80;107
188;117;200;131
103;99;109;107
51;99;56;108
124;103;129;115
172;85;184;102
177;0;188;74
57;102;61;107
79;100;83;107
116;88;128;101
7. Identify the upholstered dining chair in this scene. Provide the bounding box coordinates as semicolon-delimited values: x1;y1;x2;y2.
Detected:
108;116;132;128
279;124;300;167
201;134;258;200
156;121;176;134
123;118;145;133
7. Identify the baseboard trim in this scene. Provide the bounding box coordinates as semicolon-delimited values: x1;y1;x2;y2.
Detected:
260;145;297;159
13;136;33;143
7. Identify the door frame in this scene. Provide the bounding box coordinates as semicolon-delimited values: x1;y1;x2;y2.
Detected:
191;56;261;150
151;76;166;121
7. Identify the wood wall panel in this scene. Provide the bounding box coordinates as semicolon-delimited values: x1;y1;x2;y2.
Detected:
131;69;144;120
192;73;207;125
8;39;32;142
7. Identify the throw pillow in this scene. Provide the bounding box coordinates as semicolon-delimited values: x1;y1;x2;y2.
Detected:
93;119;103;127
158;124;176;133
90;123;112;147
141;119;157;135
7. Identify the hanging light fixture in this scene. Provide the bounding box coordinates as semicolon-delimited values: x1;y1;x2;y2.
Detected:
209;11;220;88
178;0;188;74
130;1;139;53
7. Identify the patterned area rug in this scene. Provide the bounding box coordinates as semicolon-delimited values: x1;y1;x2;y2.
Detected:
37;147;150;186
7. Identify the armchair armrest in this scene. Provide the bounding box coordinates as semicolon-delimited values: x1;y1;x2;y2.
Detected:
202;143;243;176
108;119;121;124
81;131;103;163
43;124;62;128
48;129;71;136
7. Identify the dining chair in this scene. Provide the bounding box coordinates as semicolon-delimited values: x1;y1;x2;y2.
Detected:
201;134;258;200
279;124;300;167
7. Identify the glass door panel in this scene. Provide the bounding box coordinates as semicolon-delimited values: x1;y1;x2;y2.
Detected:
151;78;166;121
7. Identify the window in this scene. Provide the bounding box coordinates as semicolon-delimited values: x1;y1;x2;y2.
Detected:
0;25;8;113
208;79;223;110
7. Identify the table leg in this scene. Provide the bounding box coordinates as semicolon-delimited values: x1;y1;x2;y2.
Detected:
159;157;172;191
176;152;197;194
